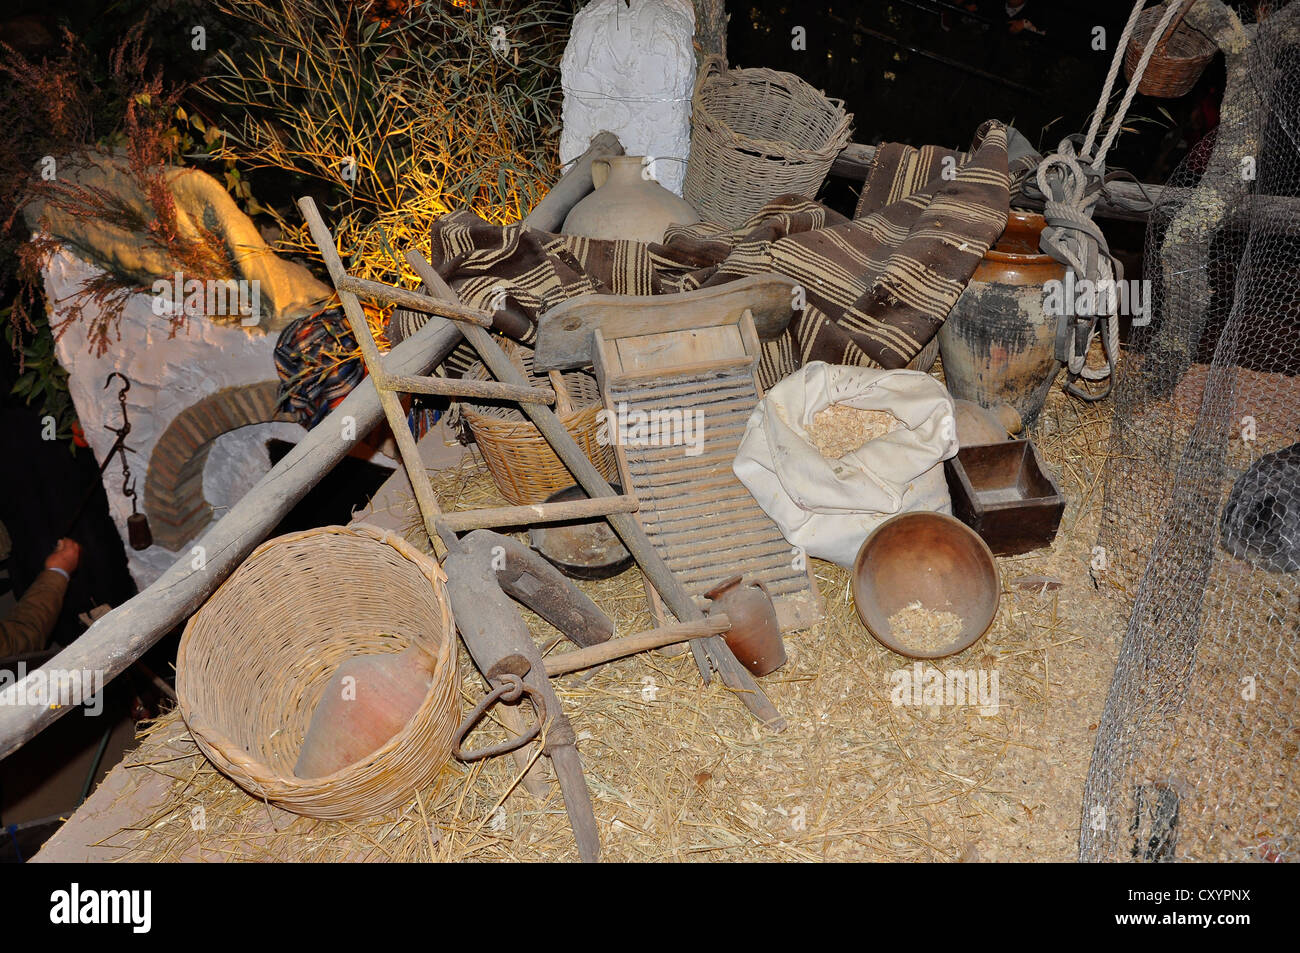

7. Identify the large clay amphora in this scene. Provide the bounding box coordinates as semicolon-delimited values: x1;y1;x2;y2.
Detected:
938;211;1067;427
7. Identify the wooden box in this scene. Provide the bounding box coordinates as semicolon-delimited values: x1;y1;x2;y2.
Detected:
944;440;1065;556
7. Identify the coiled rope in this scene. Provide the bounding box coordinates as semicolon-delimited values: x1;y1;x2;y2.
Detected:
1035;0;1196;398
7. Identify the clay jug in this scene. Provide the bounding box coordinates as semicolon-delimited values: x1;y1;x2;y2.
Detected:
561;155;701;244
704;575;786;677
938;211;1067;427
294;644;435;778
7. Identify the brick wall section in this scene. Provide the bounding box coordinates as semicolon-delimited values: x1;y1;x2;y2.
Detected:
145;381;295;552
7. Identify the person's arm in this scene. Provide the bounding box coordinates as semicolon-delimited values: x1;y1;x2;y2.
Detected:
0;539;79;659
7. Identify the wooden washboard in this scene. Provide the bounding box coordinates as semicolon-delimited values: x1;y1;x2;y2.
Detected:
591;311;823;632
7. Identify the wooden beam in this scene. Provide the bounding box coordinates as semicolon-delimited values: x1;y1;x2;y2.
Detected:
0;314;464;761
435;494;640;533
544;615;731;676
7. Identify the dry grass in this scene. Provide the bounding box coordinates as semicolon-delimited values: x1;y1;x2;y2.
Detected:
93;381;1132;862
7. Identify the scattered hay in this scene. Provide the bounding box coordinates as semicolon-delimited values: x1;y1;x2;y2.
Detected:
95;377;1132;862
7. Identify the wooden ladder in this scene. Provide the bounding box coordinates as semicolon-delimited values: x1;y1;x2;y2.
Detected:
297;197;785;731
297;197;639;554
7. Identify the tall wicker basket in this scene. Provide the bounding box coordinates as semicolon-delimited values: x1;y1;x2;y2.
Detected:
461;343;617;505
684;55;853;227
176;525;459;820
1123;1;1216;99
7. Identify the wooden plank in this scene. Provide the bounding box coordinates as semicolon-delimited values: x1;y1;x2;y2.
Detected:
434;495;639;533
384;372;555;405
534;273;799;371
614;325;747;374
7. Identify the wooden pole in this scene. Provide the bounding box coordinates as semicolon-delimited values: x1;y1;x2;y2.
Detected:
0;316;463;760
544;616;731;676
406;251;786;732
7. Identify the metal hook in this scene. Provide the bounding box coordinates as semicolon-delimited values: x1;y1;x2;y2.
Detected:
103;372;132;442
104;371;131;396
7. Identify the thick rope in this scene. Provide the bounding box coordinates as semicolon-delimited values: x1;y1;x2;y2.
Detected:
1090;0;1195;165
1081;1;1149;156
1036;0;1193;397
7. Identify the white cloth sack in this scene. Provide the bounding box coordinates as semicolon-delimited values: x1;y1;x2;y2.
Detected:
734;362;959;567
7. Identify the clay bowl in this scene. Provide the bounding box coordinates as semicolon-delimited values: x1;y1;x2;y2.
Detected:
851;511;1000;659
529;483;634;580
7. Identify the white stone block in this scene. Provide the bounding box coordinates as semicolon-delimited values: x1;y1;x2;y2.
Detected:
560;0;697;197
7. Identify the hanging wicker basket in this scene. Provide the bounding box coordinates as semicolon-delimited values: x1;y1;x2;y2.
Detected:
460;342;617;505
176;525;459;820
1124;1;1217;99
684;55;853;227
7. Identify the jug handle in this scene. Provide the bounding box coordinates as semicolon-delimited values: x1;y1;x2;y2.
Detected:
591;157;611;190
705;575;743;601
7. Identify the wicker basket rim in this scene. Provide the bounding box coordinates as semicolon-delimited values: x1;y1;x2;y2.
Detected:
693;62;853;162
175;524;456;800
1132;4;1217;54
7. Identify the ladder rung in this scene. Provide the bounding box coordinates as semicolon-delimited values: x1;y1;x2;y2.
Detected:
383;374;556;405
435;494;640;533
337;274;494;327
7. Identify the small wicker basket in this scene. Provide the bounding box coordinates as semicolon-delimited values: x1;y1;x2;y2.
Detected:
684;55;853;227
176;525;459;820
461;343;617;505
1124;1;1216;99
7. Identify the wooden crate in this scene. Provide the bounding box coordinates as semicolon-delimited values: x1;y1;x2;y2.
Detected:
592;310;823;632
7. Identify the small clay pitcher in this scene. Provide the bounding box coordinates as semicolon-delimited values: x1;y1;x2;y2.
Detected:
561;155;701;244
704;575;786;677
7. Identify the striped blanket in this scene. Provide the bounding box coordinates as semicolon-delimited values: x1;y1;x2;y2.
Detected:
408;120;1024;388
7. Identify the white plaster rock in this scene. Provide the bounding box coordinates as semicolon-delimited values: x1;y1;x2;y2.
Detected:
560;0;696;196
42;244;304;588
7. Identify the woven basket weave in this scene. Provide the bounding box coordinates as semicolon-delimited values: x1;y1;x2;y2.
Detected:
176;525;458;820
461;343;617;505
1123;1;1216;99
684;55;853;227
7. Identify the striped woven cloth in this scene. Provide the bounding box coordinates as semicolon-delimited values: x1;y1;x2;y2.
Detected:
405;121;1029;388
274;304;438;437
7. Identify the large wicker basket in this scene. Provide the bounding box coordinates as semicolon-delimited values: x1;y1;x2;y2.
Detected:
1123;1;1216;99
684;55;853;227
461;344;617;505
176;525;459;820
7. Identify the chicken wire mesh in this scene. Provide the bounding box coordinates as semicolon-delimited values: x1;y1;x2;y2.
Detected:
1082;6;1300;863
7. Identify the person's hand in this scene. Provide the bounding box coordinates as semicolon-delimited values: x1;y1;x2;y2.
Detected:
45;538;81;575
